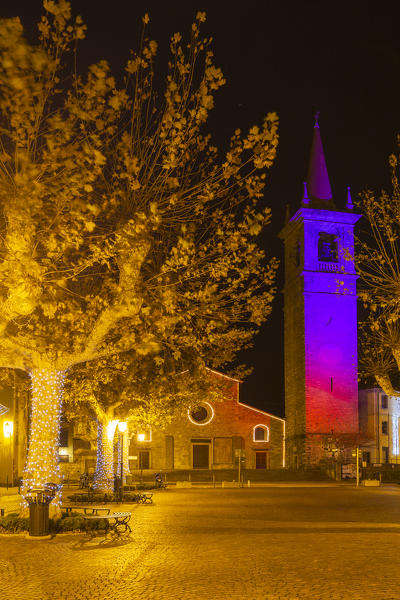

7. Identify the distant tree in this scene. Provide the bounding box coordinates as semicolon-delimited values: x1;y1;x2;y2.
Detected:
0;1;278;515
357;147;400;394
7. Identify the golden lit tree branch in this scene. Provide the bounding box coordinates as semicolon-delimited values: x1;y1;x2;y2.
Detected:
0;2;279;512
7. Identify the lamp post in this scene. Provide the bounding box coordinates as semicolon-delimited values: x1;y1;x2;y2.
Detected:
117;421;127;499
138;433;145;481
3;421;13;489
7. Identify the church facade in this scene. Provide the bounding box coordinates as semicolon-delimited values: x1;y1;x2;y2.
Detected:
280;118;361;468
57;370;285;481
127;371;285;474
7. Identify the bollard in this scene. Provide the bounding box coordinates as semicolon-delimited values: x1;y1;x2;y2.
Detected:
247;480;251;487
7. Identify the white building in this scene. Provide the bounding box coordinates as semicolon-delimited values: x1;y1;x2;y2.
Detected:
358;388;400;464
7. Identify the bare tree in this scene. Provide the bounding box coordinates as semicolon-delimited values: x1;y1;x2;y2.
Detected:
357;148;400;393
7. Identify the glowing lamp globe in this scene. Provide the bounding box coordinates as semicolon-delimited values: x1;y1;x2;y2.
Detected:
3;421;13;438
118;421;127;433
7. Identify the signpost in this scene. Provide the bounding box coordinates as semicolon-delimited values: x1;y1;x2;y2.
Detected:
351;447;360;486
356;447;360;487
235;449;245;486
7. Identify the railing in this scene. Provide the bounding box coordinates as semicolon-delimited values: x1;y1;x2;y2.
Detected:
318;261;341;272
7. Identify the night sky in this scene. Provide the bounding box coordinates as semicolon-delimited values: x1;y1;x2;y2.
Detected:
2;0;400;417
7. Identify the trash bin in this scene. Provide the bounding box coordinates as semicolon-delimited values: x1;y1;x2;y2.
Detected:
25;483;58;537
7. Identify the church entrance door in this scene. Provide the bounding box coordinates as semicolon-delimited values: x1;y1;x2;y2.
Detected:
255;451;267;469
193;444;209;469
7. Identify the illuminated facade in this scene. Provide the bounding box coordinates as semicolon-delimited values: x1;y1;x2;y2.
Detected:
0;385;27;487
280;118;361;467
359;388;400;464
128;372;285;473
59;371;285;478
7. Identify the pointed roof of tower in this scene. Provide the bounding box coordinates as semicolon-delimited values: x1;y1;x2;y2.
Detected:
304;112;335;209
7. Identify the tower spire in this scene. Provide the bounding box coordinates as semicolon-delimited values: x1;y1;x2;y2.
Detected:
346;186;353;210
306;113;334;207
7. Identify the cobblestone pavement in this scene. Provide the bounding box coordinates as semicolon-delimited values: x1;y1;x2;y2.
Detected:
1;485;400;600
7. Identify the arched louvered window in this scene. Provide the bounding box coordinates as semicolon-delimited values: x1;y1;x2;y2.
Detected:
253;425;269;442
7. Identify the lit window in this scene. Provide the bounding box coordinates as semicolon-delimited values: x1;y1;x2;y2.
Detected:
137;430;152;442
253;425;269;442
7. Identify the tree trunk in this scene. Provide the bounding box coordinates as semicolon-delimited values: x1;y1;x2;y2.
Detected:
93;419;118;494
21;368;65;518
117;432;130;484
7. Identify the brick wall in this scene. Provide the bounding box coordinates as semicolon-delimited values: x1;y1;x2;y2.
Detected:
128;377;285;472
280;208;360;467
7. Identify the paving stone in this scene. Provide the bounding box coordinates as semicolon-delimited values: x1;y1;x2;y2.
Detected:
1;486;400;599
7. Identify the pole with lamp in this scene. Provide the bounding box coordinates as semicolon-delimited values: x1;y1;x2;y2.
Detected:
3;421;13;490
117;421;127;500
138;433;145;481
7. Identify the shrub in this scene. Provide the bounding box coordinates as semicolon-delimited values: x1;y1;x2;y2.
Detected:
0;511;87;534
67;488;155;502
50;514;85;532
0;513;29;533
136;484;155;491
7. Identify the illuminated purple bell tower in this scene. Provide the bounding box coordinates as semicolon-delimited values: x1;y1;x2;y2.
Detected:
279;116;361;467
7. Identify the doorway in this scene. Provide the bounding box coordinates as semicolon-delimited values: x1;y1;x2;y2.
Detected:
192;444;209;469
255;451;268;469
139;450;150;470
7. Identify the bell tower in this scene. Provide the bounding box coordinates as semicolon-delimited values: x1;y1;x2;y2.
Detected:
279;117;361;467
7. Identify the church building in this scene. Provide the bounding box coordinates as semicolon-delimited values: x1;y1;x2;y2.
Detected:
279;117;361;467
57;370;286;482
127;371;285;474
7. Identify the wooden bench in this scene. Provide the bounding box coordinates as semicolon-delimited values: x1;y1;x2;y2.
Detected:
120;490;153;503
62;506;111;516
83;511;132;538
139;493;153;504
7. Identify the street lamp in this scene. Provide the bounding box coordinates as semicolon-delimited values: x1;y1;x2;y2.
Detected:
138;432;145;481
117;421;127;499
3;420;13;438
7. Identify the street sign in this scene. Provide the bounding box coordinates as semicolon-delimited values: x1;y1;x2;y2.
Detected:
235;449;245;457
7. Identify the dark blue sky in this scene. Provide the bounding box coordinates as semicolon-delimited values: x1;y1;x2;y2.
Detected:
3;0;400;417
